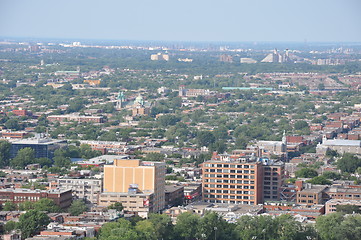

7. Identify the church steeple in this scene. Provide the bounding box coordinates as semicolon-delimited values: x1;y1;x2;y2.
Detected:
282;130;287;145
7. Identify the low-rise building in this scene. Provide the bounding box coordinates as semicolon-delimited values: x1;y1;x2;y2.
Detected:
0;188;72;209
296;185;327;205
57;179;102;204
325;199;361;214
165;185;184;207
99;190;154;218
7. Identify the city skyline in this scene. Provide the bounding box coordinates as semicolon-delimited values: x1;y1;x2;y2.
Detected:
1;0;361;42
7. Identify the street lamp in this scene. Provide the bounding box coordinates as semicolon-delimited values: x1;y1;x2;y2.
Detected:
262;229;266;240
214;227;218;240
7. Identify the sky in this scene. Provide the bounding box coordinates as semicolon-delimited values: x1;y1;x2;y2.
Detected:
0;0;361;42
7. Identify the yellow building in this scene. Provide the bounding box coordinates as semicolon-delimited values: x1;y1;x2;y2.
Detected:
103;159;165;213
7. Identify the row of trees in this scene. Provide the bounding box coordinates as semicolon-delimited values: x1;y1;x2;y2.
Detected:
97;212;361;240
0;140;101;169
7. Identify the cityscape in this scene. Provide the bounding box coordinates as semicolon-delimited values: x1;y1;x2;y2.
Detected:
1;0;361;240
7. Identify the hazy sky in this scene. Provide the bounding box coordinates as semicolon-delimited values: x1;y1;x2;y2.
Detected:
1;0;360;42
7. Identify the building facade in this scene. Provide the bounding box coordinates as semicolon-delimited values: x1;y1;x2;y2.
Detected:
103;159;165;213
263;163;285;201
202;158;264;205
57;178;102;204
10;138;67;159
0;188;72;209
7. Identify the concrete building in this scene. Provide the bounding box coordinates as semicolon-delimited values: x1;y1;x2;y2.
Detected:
99;191;154;217
202;157;264;205
296;185;327;206
57;178;102;204
316;135;361;155
179;85;210;97
47;115;104;123
240;58;257;64
102;159;165;213
325;187;361;200
10;138;67;159
325;199;361;214
151;53;169;61
0;188;72;209
165;184;184;207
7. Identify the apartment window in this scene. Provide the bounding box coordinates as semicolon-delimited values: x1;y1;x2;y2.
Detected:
217;169;222;172
224;165;229;168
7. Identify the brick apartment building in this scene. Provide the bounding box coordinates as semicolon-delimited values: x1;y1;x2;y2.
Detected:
202;157;264;205
0;188;72;209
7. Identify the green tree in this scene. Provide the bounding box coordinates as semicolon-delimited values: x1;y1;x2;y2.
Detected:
36;157;52;167
4;220;17;233
68;199;88;216
337;153;361;173
18;201;35;211
197;212;235;240
315;213;361;240
34;198;61;213
336;204;361;214
0;140;11;167
107;202;124;212
144;153;165;161
157;115;181;127
294;120;309;130
295;168;318;178
135;220;157;240
18;209;51;238
322;171;341;180
174;212;200;240
3;201;17;211
307;176;331;185
53;148;71;168
148;213;174;240
99;218;139;240
196;131;216;147
10;147;36;169
5;118;22;130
